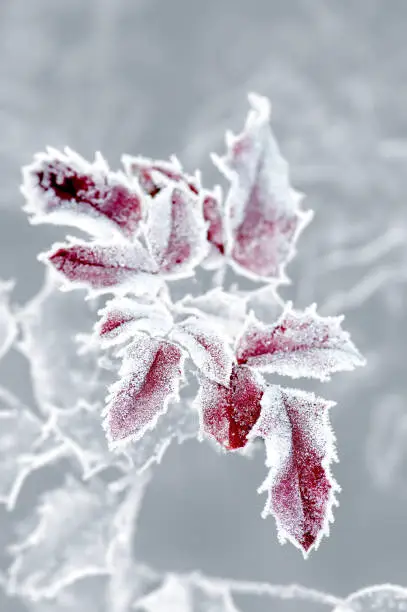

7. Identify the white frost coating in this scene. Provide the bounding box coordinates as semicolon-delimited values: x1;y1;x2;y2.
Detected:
29;575;111;612
211;93;313;283
7;476;119;599
95;296;174;347
236;303;366;381
0;387;67;510
39;235;162;299
122;397;199;473
0;279;17;360
16;269;104;414
134;573;239;612
21;147;144;239
175;288;247;341
103;335;186;450
143;183;209;278
333;584;407;611
249;385;339;557
169;316;234;386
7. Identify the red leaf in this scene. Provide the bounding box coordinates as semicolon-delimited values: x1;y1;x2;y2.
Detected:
95;297;173;347
249;385;338;556
41;238;160;295
195;364;264;450
212;93;312;281
236;304;365;381
122;154;199;198
169;315;234;386
22;148;144;239
144;184;209;277
103;336;186;448
202;185;226;257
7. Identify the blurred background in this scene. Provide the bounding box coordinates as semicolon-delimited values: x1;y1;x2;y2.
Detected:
0;0;406;610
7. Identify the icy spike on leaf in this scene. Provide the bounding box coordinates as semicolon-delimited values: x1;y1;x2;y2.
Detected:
122;153;200;198
95;296;173;347
144;184;209;278
249;385;339;557
41;237;161;296
212;93;313;282
235;304;365;381
170;316;234;386
195;364;265;450
103;335;186;449
22;148;144;239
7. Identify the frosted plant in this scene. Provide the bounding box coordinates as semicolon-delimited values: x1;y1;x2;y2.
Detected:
20;92;365;557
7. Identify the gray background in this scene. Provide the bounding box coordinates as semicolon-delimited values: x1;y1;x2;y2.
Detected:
0;0;406;609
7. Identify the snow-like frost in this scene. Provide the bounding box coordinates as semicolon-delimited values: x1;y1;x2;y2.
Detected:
7;472;150;601
236;304;365;381
211;93;313;283
16;269;104;413
175;288;247;341
249;386;339;557
95;296;173;347
41;236;161;296
170;315;234;386
103;335;186;449
0;387;67;510
0;280;17;360
22;147;144;239
332;584;407;611
144;183;209;278
133;573;240;612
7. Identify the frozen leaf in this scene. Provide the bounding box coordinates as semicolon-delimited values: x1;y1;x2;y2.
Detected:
195;364;265;450
170;316;234;386
95;296;173;347
7;476;120;599
29;574;110;612
22;147;144;239
144;184;209;277
0;280;17;360
333;584;407;611
123;397;199;472
103;336;186;449
0;387;66;510
212;93;312;281
175;288;247;342
202;185;225;257
249;386;338;556
134;574;239;612
41;237;161;295
17;269;105;413
122;154;199;198
236;304;365;381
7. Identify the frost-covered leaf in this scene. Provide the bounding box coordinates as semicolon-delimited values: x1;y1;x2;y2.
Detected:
41;237;161;295
123;397;199;472
236;304;365;381
103;336;186;449
202;185;225;257
17;269;105;413
195;364;264;450
122;154;200;198
170;316;234;386
0;280;17;360
249;386;338;557
0;387;66;510
175;288;247;342
29;574;110;612
144;184;209;277
134;574;239;612
22;148;144;239
95;296;173;348
333;584;407;611
7;476;120;599
212;93;312;281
